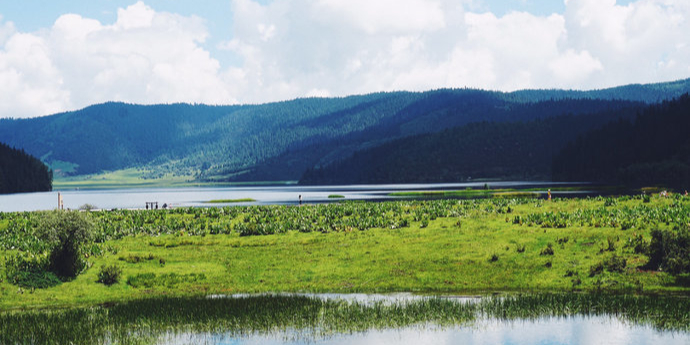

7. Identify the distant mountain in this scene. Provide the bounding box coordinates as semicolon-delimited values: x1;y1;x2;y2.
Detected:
0;142;52;194
298;107;640;185
509;78;690;104
552;94;690;189
0;78;689;184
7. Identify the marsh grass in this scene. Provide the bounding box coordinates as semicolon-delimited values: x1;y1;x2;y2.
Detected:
2;195;690;309
0;294;688;345
205;198;256;204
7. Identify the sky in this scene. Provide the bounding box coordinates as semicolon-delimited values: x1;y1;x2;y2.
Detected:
0;0;688;118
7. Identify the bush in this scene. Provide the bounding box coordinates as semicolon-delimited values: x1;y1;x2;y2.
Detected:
38;211;95;279
589;262;604;277
604;254;627;273
625;233;648;254
589;254;627;277
97;264;122;286
540;243;554;256
646;228;690;274
4;252;61;288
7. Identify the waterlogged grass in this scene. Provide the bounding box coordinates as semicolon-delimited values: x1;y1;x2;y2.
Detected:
328;195;345;199
205;198;256;204
54;168;296;190
1;195;690;309
389;188;540;198
0;294;688;345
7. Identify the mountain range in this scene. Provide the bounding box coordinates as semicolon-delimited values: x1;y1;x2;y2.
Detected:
1;78;689;187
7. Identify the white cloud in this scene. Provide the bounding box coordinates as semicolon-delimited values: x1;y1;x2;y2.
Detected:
1;0;690;118
0;1;233;118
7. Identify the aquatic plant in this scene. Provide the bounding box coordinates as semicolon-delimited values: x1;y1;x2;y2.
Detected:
0;294;688;345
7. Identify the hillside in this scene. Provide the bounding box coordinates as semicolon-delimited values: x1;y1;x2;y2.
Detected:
0;142;52;194
298;108;638;185
552;94;690;189
0;79;689;184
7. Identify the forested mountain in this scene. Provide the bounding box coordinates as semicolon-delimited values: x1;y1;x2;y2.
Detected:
0;142;52;194
0;78;689;184
298;108;639;185
552;94;690;189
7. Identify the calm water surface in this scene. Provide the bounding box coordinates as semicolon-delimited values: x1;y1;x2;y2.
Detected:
0;182;585;212
159;293;690;345
163;318;689;345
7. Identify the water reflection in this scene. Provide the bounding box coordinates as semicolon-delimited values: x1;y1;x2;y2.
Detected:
163;316;690;345
1;181;588;212
1;294;688;345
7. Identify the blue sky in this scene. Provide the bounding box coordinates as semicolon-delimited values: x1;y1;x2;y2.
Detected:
0;0;687;118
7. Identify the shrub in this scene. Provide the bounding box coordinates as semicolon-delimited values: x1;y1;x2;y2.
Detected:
604;254;627;273
589;262;604;277
97;264;122;286
646;228;690;274
625;234;648;254
589;254;627;277
79;204;98;211
605;237;616;252
38;211;95;279
642;194;651;203
540;243;554;256
4;253;61;289
604;198;618;207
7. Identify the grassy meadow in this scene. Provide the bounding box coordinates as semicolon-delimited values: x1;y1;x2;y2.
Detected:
1;194;689;310
53;168;296;190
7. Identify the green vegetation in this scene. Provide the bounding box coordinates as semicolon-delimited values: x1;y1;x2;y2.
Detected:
3;84;677;184
54;168;296;190
389;188;540;198
1;195;690;309
4;211;94;288
328;194;345;198
97;264;121;286
554;93;690;190
0;141;52;194
0;293;688;345
205;198;256;204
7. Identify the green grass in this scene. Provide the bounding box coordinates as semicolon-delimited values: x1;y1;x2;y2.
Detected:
389;188;540;198
54;168;296;190
1;294;688;345
328;195;345;198
205;198;256;204
1;195;689;310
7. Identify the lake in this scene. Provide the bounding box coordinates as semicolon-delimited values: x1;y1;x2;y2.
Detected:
1;294;688;345
0;181;586;212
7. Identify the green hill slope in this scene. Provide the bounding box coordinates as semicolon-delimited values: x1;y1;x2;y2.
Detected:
0;79;688;184
0;142;52;194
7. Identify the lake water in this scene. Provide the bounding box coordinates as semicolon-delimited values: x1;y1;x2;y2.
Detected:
3;293;686;345
162;316;689;345
0;181;586;212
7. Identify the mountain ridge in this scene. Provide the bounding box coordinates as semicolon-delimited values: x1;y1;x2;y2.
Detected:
1;78;689;185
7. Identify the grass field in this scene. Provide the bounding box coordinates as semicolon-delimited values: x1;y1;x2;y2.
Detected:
205;198;256;203
53;168;296;190
0;195;688;310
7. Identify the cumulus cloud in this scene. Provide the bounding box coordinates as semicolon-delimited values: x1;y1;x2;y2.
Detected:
222;0;690;103
0;2;233;118
1;0;690;118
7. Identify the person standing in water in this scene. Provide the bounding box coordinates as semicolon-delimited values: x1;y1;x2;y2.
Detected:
299;195;302;206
